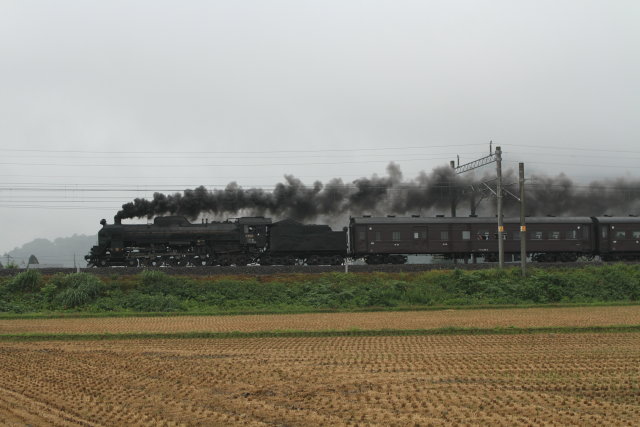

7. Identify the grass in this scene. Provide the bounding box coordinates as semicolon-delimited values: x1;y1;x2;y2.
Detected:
0;300;637;320
2;324;640;342
2;264;640;316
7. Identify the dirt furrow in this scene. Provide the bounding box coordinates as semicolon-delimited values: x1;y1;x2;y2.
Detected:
1;333;639;425
2;305;639;335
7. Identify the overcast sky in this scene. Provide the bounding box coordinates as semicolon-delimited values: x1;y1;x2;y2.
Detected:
1;0;639;261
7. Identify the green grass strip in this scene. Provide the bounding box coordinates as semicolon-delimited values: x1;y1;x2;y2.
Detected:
2;325;640;342
1;301;639;320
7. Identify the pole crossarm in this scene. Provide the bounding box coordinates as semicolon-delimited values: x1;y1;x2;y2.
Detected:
481;182;498;196
454;153;497;174
502;187;521;202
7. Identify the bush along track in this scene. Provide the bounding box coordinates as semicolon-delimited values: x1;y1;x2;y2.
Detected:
1;264;640;315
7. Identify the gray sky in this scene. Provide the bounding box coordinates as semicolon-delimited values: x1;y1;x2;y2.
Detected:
1;0;639;261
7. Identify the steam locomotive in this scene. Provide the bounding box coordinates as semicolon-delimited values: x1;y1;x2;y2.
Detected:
85;216;346;267
85;215;640;267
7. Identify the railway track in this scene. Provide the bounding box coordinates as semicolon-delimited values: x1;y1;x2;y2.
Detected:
0;261;630;277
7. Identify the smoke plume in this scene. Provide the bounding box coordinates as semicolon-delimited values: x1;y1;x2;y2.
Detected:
508;173;640;217
115;163;640;222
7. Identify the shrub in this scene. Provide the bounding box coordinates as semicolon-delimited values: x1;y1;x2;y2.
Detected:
40;283;58;301
122;292;184;312
137;270;180;295
53;273;105;308
6;270;42;292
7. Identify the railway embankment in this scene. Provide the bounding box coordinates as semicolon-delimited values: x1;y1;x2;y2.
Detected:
1;264;639;316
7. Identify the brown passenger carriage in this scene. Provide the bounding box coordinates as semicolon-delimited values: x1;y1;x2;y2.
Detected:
594;216;640;261
349;216;595;264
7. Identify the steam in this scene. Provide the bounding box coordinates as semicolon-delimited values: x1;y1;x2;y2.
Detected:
115;163;640;222
511;173;640;217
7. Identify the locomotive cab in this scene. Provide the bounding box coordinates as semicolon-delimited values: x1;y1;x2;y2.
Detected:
237;217;271;248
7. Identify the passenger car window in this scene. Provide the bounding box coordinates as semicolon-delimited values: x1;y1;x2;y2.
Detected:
550;231;560;240
375;231;381;241
566;230;577;239
615;231;626;239
477;231;489;240
533;231;543;240
392;231;401;241
440;231;449;240
462;231;470;240
358;231;365;241
413;232;419;239
633;231;640;239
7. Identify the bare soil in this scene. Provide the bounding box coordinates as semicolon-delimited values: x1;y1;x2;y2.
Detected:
0;333;639;426
2;305;640;335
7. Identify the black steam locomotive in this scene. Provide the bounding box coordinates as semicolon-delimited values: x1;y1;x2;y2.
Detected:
85;216;346;267
86;215;640;267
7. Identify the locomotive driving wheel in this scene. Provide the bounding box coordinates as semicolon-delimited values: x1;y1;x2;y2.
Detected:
259;256;272;266
233;255;249;266
330;255;344;265
306;255;320;265
174;257;188;267
192;256;207;266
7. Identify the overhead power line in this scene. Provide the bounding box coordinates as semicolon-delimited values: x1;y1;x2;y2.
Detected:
509;161;640;170
0;155;467;168
4;143;640;155
1;149;489;161
509;144;640;154
0;143;486;155
2;180;640;192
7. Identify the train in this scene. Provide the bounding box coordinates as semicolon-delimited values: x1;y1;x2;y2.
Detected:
85;215;640;267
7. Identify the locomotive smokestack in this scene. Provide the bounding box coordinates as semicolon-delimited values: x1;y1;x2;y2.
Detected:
114;216;121;225
100;219;107;226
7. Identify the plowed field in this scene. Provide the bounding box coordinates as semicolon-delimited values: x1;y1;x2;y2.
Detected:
0;333;639;426
2;305;639;335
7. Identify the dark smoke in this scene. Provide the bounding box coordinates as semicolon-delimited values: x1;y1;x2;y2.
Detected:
505;173;640;217
115;163;640;221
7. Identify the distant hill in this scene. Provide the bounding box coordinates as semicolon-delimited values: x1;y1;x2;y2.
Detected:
2;234;97;268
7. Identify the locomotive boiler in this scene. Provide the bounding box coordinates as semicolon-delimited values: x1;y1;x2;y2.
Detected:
85;216;347;267
85;216;271;267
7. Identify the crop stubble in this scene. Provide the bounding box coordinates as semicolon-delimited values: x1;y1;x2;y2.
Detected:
0;333;639;426
2;305;640;335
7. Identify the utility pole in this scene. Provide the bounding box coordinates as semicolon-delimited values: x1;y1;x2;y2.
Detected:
496;146;504;269
452;142;502;268
449;161;457;217
345;225;350;273
454;144;527;271
519;162;526;276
